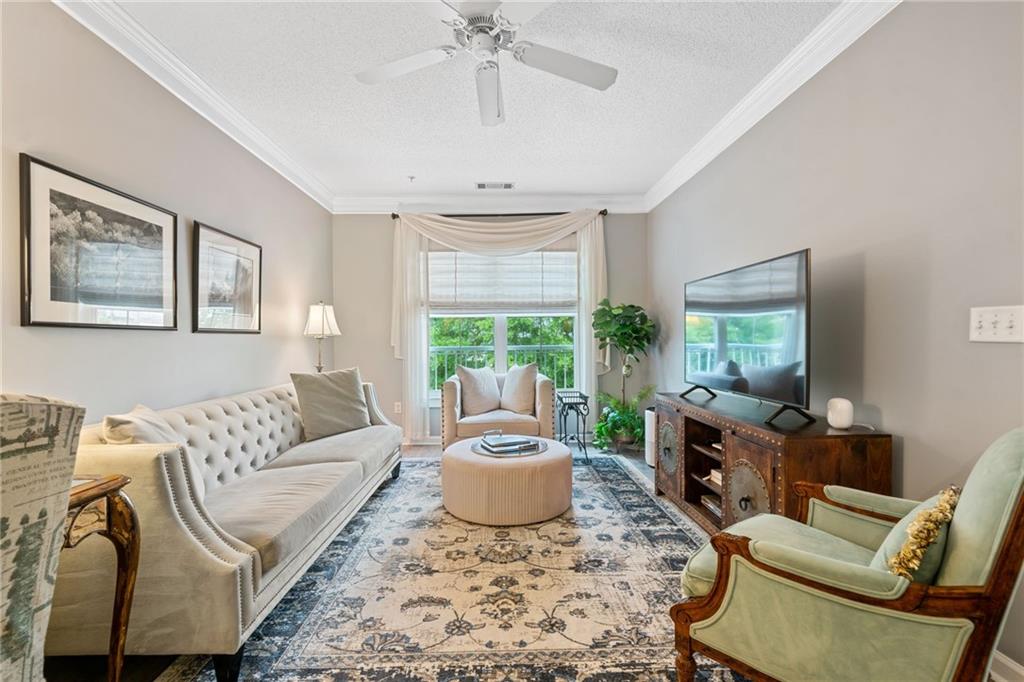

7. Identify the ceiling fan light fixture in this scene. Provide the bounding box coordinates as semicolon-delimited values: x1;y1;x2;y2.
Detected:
355;1;617;124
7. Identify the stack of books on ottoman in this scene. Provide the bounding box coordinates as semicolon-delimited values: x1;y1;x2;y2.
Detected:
479;433;541;455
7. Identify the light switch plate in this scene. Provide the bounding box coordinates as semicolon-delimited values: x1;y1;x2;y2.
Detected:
969;305;1024;343
394;402;403;414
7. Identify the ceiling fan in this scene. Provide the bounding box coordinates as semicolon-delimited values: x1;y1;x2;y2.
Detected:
355;1;618;126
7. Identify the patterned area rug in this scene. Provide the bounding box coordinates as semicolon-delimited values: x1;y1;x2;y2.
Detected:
160;456;744;681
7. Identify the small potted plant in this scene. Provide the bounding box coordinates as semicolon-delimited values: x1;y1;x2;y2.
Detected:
591;299;656;451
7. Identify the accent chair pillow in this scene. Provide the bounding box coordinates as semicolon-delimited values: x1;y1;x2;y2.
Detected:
291;367;371;441
103;405;184;446
870;486;960;583
456;365;500;416
500;363;538;414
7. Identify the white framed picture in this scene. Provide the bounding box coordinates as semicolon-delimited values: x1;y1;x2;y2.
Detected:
192;222;262;333
20;154;177;330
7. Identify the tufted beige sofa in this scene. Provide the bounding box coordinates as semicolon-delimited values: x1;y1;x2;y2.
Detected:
441;372;555;450
45;382;401;664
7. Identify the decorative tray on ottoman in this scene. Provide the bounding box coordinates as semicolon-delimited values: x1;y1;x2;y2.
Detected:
470;431;548;458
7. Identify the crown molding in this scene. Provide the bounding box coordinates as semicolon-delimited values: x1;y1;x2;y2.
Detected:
641;0;901;212
333;193;648;215
57;0;898;216
54;0;335;210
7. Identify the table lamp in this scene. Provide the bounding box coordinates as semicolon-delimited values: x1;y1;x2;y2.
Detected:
303;301;341;372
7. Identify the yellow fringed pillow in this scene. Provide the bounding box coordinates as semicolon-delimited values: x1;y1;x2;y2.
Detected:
869;486;960;583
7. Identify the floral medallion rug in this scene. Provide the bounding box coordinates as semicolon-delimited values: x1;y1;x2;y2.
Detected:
160;456;745;681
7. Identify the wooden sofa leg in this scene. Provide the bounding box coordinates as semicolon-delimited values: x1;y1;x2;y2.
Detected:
391;462;402;480
213;644;244;682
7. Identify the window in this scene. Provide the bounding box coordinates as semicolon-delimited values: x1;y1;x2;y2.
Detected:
427;236;578;392
429;314;575;390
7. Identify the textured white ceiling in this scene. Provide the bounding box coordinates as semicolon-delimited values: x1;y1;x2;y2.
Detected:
116;1;839;204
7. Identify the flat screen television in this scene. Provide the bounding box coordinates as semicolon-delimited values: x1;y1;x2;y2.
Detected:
683;249;811;422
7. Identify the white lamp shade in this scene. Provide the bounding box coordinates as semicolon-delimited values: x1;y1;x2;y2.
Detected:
304;303;341;337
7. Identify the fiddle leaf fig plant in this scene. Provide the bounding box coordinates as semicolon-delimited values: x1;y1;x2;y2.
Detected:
591;299;657;451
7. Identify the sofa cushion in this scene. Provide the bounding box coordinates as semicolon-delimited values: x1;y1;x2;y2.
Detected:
204;462;362;576
680;514;876;598
457;366;501;416
291;368;371;441
500;363;537;414
262;424;402;479
456;410;540;438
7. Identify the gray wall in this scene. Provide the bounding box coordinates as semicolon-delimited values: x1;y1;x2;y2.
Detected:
646;1;1024;661
332;213;651;433
0;3;334;419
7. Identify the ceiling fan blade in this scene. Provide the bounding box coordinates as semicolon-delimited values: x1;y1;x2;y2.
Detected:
511;41;617;90
414;0;467;28
475;60;505;126
492;2;552;29
356;46;459;85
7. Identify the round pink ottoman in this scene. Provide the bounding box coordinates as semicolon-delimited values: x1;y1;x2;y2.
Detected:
441;437;573;525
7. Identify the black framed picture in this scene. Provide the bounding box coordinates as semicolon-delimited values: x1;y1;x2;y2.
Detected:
192;222;262;333
20;154;178;330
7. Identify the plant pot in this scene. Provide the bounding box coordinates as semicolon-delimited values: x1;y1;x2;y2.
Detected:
612;432;636;453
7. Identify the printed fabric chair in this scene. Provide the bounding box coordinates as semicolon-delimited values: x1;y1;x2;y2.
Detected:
671;427;1024;681
1;394;85;682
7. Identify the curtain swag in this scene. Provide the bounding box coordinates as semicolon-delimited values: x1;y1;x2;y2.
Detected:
390;209;609;441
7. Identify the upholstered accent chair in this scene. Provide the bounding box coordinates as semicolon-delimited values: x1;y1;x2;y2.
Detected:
441;372;555;450
1;394;85;682
672;427;1024;681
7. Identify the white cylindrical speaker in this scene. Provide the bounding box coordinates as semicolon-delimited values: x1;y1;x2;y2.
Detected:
827;398;854;429
644;407;657;467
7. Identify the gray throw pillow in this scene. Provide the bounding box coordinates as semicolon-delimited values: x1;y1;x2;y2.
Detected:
742;361;802;402
291;367;371;441
456;365;501;416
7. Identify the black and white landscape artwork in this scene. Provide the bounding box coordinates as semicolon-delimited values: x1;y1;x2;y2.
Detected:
192;222;261;333
20;154;177;329
49;189;165;308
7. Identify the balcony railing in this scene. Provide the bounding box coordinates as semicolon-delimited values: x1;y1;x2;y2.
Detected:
429;344;575;390
686;343;785;373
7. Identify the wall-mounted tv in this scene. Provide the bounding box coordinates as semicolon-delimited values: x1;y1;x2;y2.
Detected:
683;249;812;423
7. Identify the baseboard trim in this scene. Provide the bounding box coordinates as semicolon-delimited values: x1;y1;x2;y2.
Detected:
991;651;1024;682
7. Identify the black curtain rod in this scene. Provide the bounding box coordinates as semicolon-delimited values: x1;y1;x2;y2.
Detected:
390;209;608;220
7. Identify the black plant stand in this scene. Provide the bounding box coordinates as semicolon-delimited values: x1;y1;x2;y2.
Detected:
556;390;590;464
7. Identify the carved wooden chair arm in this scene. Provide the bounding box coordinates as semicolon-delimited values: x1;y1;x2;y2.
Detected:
793;481;912;524
672;531;991;625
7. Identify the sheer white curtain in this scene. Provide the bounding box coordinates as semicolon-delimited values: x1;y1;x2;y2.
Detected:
390;209;609;441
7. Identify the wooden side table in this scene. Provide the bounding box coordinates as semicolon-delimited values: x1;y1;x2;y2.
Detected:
63;475;140;682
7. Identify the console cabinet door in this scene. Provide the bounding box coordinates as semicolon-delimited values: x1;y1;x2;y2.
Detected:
655;407;683;505
723;433;775;526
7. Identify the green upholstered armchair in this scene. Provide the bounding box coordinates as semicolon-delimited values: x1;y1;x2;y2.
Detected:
671;427;1024;682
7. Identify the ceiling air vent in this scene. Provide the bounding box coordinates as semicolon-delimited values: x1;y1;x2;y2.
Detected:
476;182;515;190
